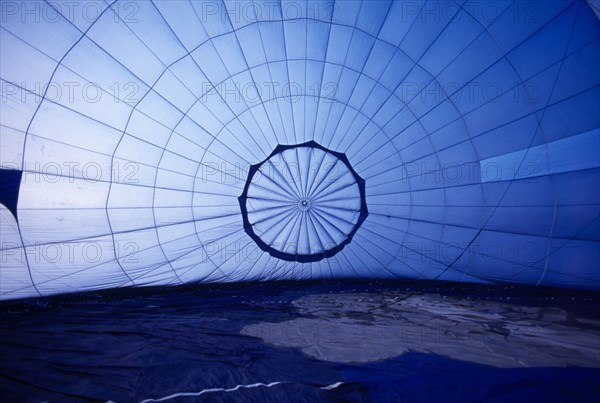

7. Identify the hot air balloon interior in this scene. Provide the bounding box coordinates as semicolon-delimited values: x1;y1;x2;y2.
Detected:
0;0;599;401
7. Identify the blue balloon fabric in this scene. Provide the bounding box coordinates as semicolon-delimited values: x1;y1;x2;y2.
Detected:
0;0;599;299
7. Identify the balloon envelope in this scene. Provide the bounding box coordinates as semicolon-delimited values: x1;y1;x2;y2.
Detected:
0;0;599;300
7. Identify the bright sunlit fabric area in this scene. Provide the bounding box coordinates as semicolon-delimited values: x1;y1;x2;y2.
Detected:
1;0;599;301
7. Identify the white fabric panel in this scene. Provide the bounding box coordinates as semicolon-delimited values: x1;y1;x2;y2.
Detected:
0;206;35;298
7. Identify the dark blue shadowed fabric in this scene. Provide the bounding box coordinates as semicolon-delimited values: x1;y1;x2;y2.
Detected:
0;169;22;221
